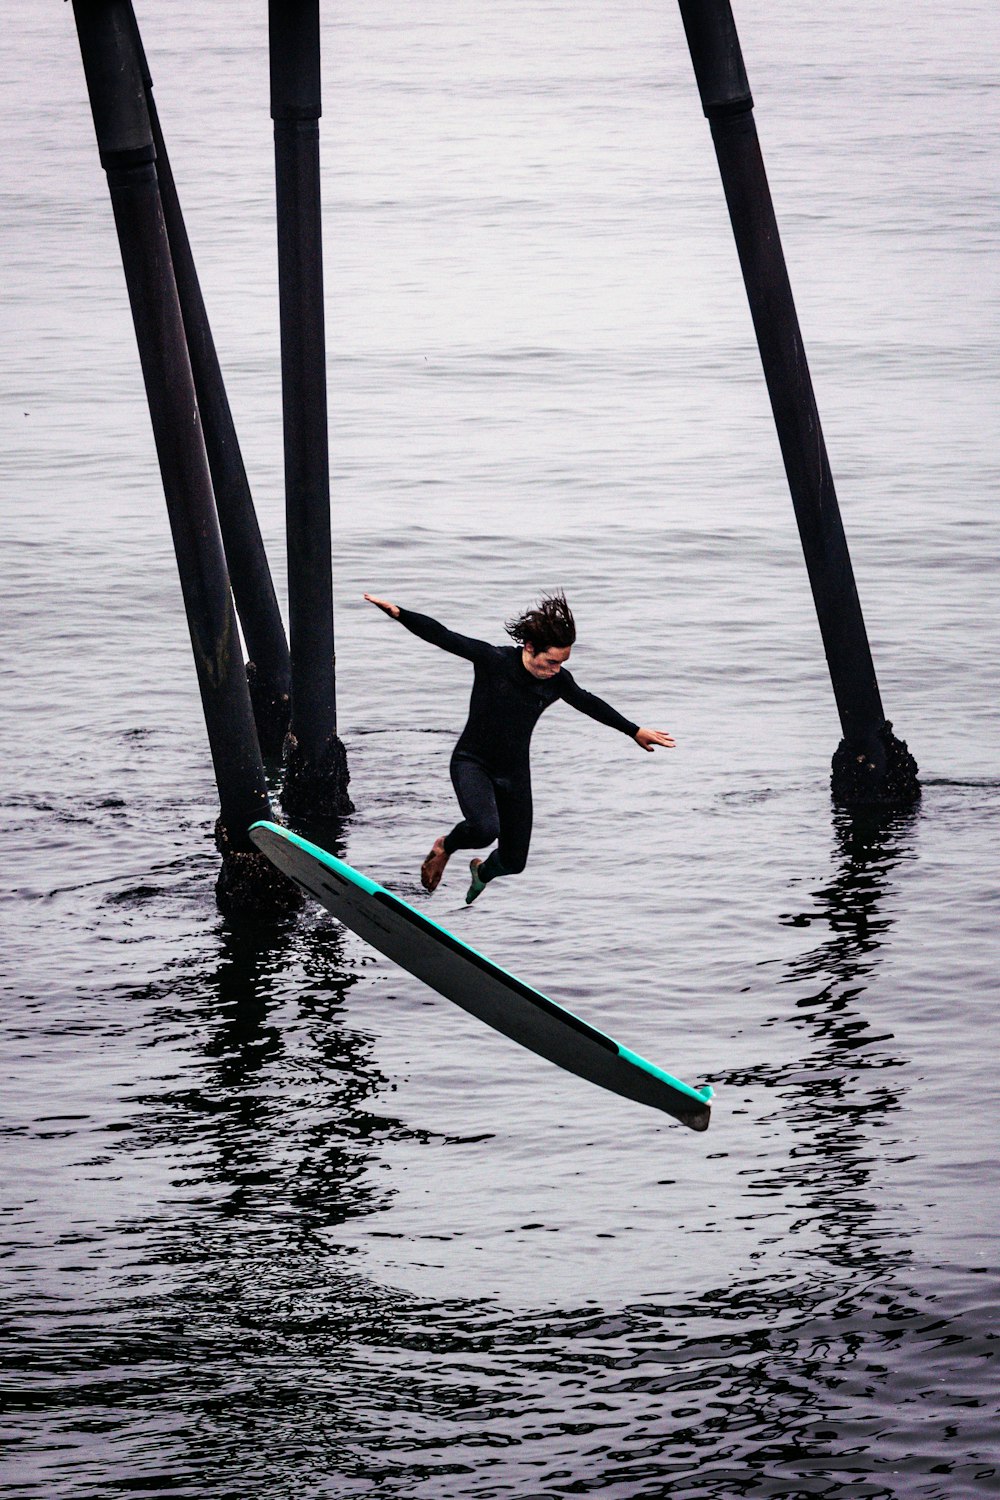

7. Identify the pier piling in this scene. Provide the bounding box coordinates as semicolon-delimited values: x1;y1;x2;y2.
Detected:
269;0;353;820
676;0;918;805
128;15;293;758
72;0;300;912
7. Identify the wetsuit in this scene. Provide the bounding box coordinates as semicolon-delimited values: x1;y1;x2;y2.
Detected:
397;608;639;884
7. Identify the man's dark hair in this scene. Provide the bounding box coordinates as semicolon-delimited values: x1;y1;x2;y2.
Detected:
505;591;576;652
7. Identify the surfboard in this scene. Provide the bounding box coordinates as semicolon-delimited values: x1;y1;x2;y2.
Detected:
250;820;713;1131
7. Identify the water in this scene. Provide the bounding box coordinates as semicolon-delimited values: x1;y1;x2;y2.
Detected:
2;1;999;1495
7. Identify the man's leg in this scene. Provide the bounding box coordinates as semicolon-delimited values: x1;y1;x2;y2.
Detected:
422;757;499;892
466;775;532;900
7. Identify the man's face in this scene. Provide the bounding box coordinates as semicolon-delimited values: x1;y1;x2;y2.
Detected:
522;643;572;680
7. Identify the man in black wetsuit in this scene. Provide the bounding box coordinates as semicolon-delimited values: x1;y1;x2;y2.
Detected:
364;591;675;903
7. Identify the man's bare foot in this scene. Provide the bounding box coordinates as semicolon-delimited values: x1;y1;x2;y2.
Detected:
420;837;450;893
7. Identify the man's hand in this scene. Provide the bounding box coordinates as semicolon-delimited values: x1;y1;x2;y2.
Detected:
635;727;675;752
364;593;400;619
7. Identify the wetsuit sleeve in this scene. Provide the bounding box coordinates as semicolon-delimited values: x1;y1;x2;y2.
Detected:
557;669;640;739
395;607;494;665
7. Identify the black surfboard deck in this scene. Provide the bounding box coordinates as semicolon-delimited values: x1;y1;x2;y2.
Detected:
251;821;712;1130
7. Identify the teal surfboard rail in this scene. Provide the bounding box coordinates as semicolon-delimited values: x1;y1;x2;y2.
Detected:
251;820;713;1130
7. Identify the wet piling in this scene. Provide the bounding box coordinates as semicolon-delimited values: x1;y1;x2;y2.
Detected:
71;0;300;913
269;0;353;820
676;0;918;805
127;9;292;758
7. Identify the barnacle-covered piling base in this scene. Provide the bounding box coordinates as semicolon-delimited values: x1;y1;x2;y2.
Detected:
831;721;920;808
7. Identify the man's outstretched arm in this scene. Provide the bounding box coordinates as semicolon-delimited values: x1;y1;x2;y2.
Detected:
363;594;492;664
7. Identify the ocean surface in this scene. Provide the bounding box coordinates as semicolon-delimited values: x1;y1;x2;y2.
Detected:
3;2;998;1495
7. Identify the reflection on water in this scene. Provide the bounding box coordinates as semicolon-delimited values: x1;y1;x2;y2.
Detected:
6;804;996;1499
121;915;426;1242
781;806;920;999
742;808;916;1272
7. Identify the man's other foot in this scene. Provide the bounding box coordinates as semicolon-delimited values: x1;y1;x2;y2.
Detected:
465;858;487;905
420;837;450;893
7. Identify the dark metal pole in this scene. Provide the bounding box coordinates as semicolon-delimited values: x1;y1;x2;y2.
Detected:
269;0;353;820
71;0;299;912
124;7;292;758
676;0;918;804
